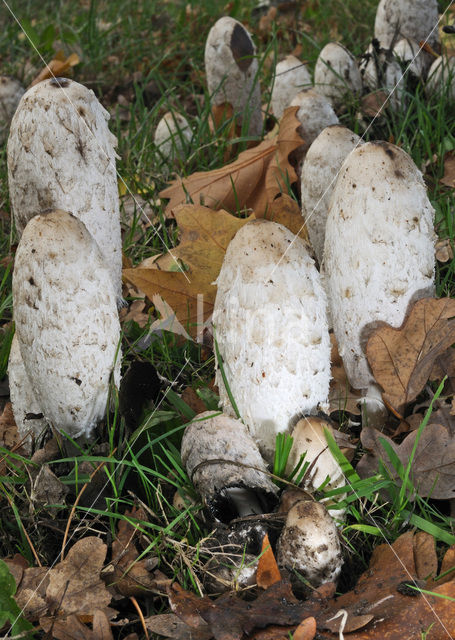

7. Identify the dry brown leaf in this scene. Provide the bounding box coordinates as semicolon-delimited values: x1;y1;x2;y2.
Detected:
0;401;22;450
414;531;437;580
266;194;308;241
159;107;303;217
329;333;363;415
30;52;80;87
256;534;282;589
440;151;455;188
436;238;454;263
366;297;455;416
123;205;253;338
292;617;316;640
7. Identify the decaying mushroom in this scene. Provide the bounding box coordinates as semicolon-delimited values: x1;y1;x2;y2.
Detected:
323;142;436;392
374;0;440;51
289;89;339;152
392;38;431;80
313;42;362;107
205;16;262;137
301;125;361;265
359;43;404;113
7;78;122;297
213;220;331;461
0;76;24;143
153;111;192;170
271;55;312;119
427;56;455;100
8;334;48;451
277;500;343;586
12;210;121;441
181;411;278;522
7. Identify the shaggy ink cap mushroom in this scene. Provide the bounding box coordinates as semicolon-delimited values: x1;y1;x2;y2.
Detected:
12;210;121;441
313;42;362;107
205;16;262;137
153;111;192;172
213;219;331;462
374;0;440;51
7;78;122;297
323;141;436;391
289;90;339;154
271;56;312;119
181;411;278;523
427;56;455;101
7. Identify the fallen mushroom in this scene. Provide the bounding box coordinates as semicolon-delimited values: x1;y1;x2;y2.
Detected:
0;76;24;143
180;411;278;522
313;42;362;107
7;77;122;297
374;0;440;51
426;56;455;100
323;141;436;392
277;499;343;586
213;219;331;462
8;334;48;452
271;55;312;120
289;89;339;153
205;16;262;137
12;210;121;441
153;111;192;171
301;125;362;265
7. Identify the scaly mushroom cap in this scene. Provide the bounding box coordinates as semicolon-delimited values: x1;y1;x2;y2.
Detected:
289;89;339;151
393;38;431;79
181;411;278;521
213;219;331;461
154;111;192;169
8;334;48;452
313;42;362;107
374;0;440;50
204;16;262;136
0;76;24;143
277;500;343;585
359;45;404;111
427;56;455;101
301;125;362;265
13;210;121;440
323;142;435;390
7;78;122;297
271;55;312;119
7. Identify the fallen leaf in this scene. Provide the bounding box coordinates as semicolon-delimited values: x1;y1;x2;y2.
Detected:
160;107;303;217
145;613;211;640
414;531;437;580
357;422;455;499
266;194;308;241
119;299;149;328
436;238;454;263
0;402;22;450
440;151;455;188
30;52;80;87
256;534;281;589
293;617;316;640
30;466;69;514
123;205;253;338
366;297;455;416
329;333;363;415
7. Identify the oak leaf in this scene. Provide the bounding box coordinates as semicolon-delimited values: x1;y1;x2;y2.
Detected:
123;205;253;338
159;107;303;217
256;534;281;589
366;297;455;416
30;52;80;87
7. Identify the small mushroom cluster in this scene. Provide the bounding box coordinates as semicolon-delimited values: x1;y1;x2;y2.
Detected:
7;79;122;450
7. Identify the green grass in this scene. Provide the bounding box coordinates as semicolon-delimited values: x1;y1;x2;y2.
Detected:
1;0;455;634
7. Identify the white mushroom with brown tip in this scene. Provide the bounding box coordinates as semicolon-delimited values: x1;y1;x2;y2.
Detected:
277;500;343;586
427;56;455;100
12;210;121;441
181;411;278;521
0;76;24;143
7;77;122;297
205;16;262;136
301;125;362;265
154;111;192;170
323;142;435;397
213;219;331;462
289;89;339;153
313;42;362;107
271;55;312;119
374;0;440;51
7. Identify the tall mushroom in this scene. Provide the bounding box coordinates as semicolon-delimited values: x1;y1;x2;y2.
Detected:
323;142;435;392
289;89;339;156
12;210;121;441
153;111;192;171
205;16;262;137
271;56;312;120
313;43;362;107
213;219;331;461
374;0;440;51
427;56;455;100
7;78;122;297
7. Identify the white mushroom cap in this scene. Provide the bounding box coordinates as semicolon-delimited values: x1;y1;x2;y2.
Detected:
277;500;343;585
181;411;278;521
8;334;48;452
7;78;122;297
359;45;404;111
271;55;312;119
0;76;24;143
301;125;362;265
374;0;440;50
213;219;331;461
323;142;436;390
204;16;262;137
427;56;455;100
313;42;362;107
153;111;192;170
289;89;339;151
393;38;431;79
13;210;121;440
